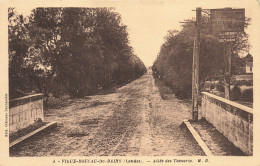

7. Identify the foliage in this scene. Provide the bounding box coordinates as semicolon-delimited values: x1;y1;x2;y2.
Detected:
241;88;253;102
215;82;224;93
230;86;241;101
153;13;250;99
8;8;34;99
9;7;146;100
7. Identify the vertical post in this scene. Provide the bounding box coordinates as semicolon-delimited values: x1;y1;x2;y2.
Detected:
224;43;232;99
192;7;201;121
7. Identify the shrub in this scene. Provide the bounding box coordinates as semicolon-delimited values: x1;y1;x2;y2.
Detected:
216;82;224;92
241;89;253;102
174;85;192;99
230;86;241;101
210;84;215;91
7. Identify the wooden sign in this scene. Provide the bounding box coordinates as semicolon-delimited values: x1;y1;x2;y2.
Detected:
219;32;236;42
210;8;245;42
211;8;245;33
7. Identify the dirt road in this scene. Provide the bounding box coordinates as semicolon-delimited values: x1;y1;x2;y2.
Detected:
10;71;204;156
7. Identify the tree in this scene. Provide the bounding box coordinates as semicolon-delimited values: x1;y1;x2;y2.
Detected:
9;7;146;101
8;8;34;99
153;14;250;99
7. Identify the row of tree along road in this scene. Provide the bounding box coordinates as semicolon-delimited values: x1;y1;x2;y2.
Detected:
152;11;251;101
9;8;146;105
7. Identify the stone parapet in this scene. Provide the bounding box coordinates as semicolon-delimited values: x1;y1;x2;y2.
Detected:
201;92;253;156
9;94;44;133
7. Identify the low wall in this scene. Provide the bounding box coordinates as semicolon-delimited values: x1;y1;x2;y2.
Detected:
9;94;44;134
201;92;253;156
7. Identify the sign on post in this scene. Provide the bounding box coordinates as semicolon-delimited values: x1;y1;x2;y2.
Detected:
211;8;245;32
211;8;245;42
210;8;245;99
219;32;236;42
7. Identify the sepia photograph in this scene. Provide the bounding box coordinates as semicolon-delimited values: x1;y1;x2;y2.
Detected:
1;0;260;165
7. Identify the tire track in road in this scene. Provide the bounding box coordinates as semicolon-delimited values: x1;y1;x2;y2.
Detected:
138;82;153;156
109;132;127;156
10;71;205;156
84;88;142;156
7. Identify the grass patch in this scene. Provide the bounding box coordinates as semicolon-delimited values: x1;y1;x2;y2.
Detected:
10;121;48;143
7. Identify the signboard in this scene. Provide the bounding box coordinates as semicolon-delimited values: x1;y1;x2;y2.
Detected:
211;8;245;32
210;8;245;42
219;32;236;42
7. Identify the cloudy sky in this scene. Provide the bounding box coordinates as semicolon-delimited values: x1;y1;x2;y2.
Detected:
14;0;260;66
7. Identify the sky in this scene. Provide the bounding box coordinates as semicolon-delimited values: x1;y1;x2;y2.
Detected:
14;0;260;67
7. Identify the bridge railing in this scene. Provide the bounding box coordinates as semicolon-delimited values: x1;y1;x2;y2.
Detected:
9;94;44;134
201;92;253;156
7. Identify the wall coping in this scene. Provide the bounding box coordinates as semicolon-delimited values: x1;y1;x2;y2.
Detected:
9;93;44;108
201;91;253;155
201;92;253;114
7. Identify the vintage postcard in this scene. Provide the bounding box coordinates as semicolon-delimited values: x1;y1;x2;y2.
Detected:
0;0;260;166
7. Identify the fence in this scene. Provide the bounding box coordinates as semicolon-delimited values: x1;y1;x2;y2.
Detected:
9;94;44;133
201;92;253;156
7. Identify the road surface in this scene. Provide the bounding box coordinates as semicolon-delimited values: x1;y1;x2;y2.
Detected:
10;70;204;156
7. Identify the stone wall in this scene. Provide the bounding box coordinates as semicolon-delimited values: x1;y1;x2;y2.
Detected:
201;92;253;156
9;94;44;134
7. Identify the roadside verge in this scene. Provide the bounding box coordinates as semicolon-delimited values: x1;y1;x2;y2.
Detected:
182;119;213;156
10;121;57;148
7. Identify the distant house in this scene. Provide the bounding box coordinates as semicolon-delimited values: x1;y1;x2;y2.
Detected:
246;61;253;73
232;54;253;84
244;54;253;74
